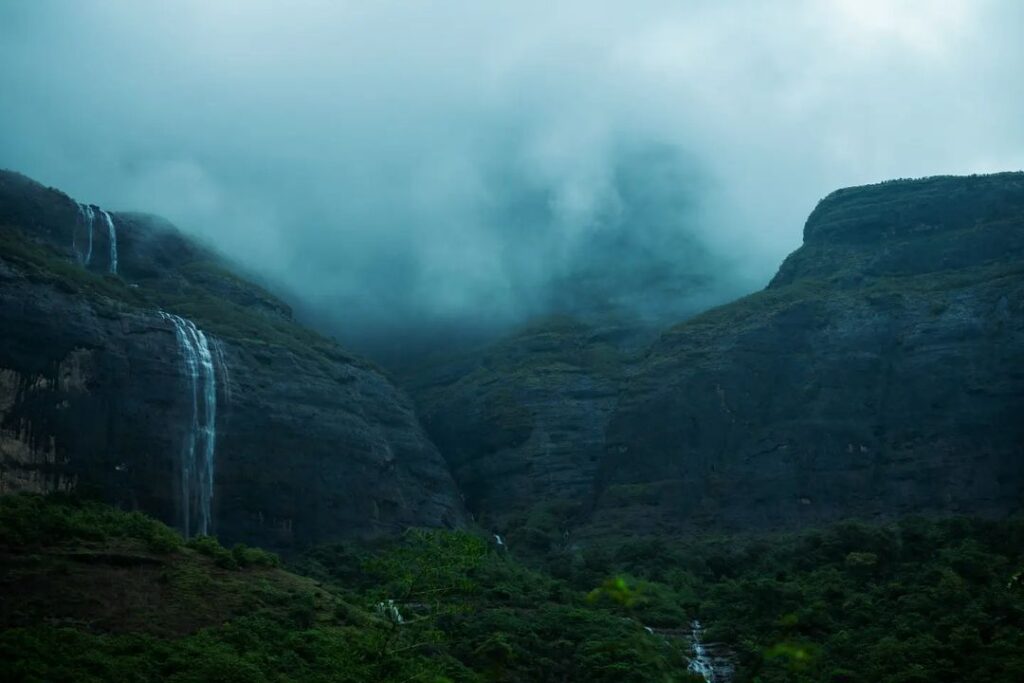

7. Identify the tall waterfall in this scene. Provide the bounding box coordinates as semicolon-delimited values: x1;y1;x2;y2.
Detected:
101;209;118;273
75;203;95;265
688;620;716;682
160;312;218;537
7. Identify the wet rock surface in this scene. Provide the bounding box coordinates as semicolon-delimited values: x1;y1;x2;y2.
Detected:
0;170;465;549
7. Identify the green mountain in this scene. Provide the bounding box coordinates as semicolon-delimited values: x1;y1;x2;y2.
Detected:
2;170;1024;680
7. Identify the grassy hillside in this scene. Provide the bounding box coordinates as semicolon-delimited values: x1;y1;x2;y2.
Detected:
2;494;1023;682
0;223;360;368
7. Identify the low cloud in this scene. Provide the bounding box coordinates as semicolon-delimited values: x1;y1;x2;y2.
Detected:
1;1;1021;353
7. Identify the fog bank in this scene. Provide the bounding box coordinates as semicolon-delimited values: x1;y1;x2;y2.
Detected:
1;1;1021;352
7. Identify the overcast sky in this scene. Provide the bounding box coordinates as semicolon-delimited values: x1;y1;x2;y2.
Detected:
1;1;1022;346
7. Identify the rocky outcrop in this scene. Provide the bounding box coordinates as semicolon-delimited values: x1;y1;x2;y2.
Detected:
595;173;1024;534
410;173;1024;540
0;170;465;548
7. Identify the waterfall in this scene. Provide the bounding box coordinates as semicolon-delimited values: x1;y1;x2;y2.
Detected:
376;599;404;624
211;339;232;403
74;204;116;272
160;312;218;537
75;203;95;265
688;620;716;682
494;533;504;547
101;210;118;273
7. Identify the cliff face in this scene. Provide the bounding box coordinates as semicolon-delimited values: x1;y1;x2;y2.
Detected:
405;317;645;532
4;169;1023;548
0;171;465;548
596;173;1024;534
411;173;1024;540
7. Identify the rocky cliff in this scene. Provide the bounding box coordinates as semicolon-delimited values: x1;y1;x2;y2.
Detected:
405;316;644;535
0;170;465;548
4;169;1022;549
410;173;1024;541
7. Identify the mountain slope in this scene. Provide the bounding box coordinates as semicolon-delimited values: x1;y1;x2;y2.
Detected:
596;173;1024;534
405;315;645;537
0;170;465;548
408;173;1024;541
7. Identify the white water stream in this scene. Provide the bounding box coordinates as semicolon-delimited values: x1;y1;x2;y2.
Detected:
688;619;716;682
75;203;95;265
74;203;118;272
160;312;218;537
101;209;117;272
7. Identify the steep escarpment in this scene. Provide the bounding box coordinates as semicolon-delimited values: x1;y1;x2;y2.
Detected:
0;170;464;548
408;173;1024;541
4;169;1023;549
595;173;1024;535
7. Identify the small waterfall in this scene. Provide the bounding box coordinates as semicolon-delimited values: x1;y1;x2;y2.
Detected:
494;533;504;547
101;210;118;273
376;599;404;624
688;620;716;682
160;312;218;537
74;204;117;272
75;203;95;265
211;339;232;403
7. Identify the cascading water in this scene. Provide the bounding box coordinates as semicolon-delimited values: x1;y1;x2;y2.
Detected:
211;339;232;403
160;312;218;537
75;203;95;265
101;209;118;273
688;619;716;682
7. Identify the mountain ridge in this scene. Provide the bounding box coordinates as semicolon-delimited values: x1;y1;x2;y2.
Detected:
407;171;1024;545
2;169;1023;551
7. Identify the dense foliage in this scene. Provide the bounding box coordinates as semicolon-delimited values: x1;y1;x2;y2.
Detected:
551;517;1024;682
0;493;182;553
1;494;1023;682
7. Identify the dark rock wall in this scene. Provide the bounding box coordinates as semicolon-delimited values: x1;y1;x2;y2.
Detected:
407;317;640;527
412;173;1024;538
0;171;465;548
597;173;1024;534
3;169;1023;546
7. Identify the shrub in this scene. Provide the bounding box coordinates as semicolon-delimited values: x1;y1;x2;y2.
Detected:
231;543;280;568
186;535;237;569
0;493;181;552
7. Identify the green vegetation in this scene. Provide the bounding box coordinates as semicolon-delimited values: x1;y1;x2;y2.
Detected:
0;225;146;308
0;495;688;682
546;517;1024;682
2;494;1023;681
0;493;181;553
0;224;360;368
